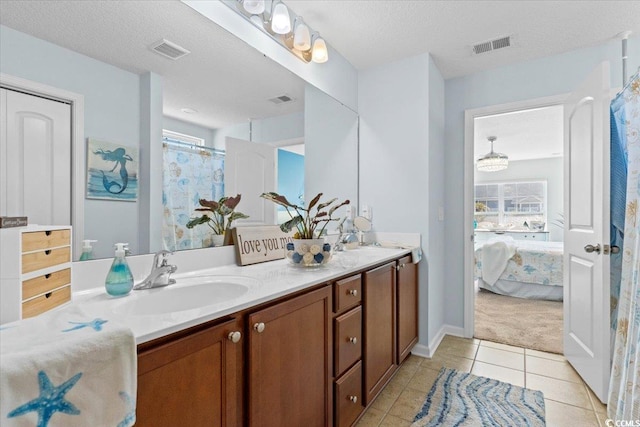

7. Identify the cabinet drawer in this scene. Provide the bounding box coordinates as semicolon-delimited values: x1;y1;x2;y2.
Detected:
335;306;362;377
335;361;364;427
22;268;71;300
334;274;361;313
22;229;71;253
22;247;70;274
22;284;71;319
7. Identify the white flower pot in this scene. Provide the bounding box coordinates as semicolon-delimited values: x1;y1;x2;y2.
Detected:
212;234;225;247
286;238;332;267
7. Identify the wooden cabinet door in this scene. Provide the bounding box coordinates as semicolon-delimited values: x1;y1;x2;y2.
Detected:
248;286;332;427
363;262;397;404
136;318;243;427
397;256;418;363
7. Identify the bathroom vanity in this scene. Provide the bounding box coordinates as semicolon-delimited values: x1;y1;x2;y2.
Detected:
117;248;419;427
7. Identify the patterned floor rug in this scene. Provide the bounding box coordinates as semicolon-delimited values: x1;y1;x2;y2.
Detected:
412;368;546;427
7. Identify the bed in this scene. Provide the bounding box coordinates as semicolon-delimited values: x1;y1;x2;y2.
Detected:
474;239;564;301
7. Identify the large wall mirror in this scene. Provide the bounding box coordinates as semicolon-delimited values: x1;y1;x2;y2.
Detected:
0;1;358;260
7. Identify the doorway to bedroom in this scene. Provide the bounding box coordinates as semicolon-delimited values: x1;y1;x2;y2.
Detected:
471;103;565;355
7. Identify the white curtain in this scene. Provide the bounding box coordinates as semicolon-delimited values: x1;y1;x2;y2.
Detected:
608;74;640;421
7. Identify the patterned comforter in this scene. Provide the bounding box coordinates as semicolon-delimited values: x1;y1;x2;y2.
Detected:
475;241;564;287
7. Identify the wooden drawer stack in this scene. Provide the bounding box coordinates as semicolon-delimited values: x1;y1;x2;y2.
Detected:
0;225;72;324
332;274;364;427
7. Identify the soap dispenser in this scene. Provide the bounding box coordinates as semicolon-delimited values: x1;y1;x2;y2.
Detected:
79;239;97;261
105;243;134;297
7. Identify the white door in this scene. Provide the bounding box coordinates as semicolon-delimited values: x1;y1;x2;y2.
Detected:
563;62;610;402
225;137;276;225
0;88;71;225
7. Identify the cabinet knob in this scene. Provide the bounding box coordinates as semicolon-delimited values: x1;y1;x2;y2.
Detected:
228;331;242;343
253;322;265;333
348;289;358;297
349;336;358;344
348;395;358;403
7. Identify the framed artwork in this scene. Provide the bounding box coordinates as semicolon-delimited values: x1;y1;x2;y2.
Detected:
86;139;138;201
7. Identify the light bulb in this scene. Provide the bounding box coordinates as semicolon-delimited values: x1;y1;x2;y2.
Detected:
271;2;291;34
293;18;311;50
243;0;265;14
312;36;328;63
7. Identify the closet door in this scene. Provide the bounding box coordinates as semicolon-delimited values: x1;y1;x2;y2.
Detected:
1;88;71;225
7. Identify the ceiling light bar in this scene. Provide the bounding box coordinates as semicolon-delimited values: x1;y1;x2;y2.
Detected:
232;0;329;64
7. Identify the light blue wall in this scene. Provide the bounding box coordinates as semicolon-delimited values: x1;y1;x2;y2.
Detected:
305;84;358;221
444;37;640;328
428;55;446;342
359;52;446;348
252;111;304;143
163;117;216;148
0;25;142;259
278;149;305;207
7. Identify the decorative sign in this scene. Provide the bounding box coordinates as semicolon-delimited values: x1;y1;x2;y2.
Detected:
232;225;295;266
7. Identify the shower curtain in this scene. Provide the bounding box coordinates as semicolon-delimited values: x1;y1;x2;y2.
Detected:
162;139;224;251
608;73;640;421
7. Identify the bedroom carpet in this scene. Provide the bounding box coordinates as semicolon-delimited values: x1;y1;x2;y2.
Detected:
474;289;563;354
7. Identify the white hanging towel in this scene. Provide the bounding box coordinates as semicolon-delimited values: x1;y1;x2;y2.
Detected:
0;305;136;427
481;238;517;285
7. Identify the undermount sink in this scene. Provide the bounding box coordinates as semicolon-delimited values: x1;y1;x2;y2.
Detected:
114;275;260;315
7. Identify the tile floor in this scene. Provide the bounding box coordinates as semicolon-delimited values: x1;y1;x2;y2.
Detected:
356;335;607;427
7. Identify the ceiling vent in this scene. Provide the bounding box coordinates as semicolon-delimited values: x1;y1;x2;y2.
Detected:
472;35;512;55
150;39;190;60
268;94;295;105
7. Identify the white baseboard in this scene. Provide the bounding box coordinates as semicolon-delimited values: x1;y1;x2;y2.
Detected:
411;324;466;358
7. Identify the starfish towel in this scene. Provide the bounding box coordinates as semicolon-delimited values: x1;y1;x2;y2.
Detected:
0;305;136;427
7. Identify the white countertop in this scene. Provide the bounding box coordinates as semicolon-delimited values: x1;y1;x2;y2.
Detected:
70;246;413;345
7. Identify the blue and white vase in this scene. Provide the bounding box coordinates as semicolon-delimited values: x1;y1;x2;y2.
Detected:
286;238;332;267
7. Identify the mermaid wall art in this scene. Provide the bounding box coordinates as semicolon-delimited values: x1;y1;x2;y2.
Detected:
86;139;138;201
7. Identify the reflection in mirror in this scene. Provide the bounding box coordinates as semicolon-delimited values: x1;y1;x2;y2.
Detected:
0;1;357;260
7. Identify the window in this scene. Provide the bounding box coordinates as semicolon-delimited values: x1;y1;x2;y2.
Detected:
475;181;546;226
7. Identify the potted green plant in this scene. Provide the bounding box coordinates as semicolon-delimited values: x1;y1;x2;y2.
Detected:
261;192;350;266
186;194;249;246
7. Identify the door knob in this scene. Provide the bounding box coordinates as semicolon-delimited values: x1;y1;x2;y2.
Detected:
584;244;601;254
228;331;242;343
253;322;265;333
611;245;620;254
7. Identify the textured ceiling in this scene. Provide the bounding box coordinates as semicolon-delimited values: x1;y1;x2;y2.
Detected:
289;0;640;77
1;0;638;131
0;0;305;129
474;106;564;162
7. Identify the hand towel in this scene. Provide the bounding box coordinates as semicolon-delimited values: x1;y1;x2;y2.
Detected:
481;239;517;286
1;305;136;427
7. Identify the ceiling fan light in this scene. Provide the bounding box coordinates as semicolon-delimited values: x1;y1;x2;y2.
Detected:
271;2;291;34
477;136;508;172
293;18;311;51
311;36;328;63
243;0;265;15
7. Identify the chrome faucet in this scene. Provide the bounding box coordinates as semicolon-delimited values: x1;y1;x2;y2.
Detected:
133;250;178;290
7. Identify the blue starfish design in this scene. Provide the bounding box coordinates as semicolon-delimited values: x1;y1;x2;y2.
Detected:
62;318;108;332
7;370;82;426
117;391;136;427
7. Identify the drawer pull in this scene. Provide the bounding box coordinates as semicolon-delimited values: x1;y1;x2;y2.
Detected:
44;250;51;255
348;395;358;403
45;292;52;299
349;337;358;344
228;331;242;343
45;230;52;236
253;322;265;333
45;274;51;279
348;289;358;297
